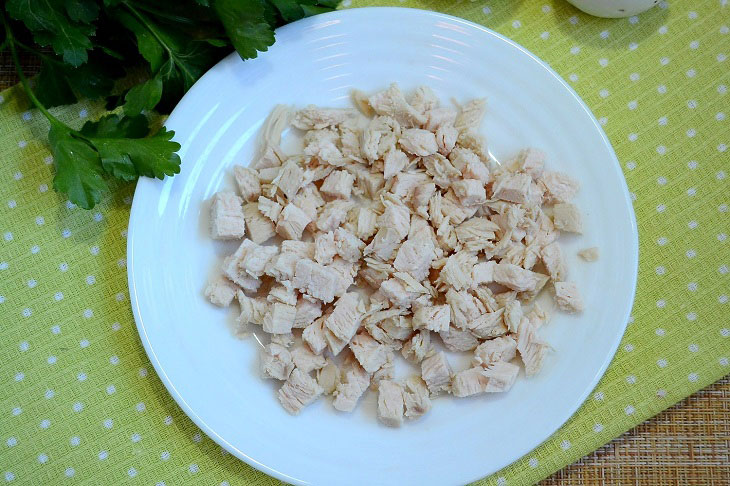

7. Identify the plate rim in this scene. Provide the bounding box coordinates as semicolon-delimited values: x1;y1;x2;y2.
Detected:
127;6;639;484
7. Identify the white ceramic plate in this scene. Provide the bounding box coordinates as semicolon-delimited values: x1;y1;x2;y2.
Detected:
128;7;638;485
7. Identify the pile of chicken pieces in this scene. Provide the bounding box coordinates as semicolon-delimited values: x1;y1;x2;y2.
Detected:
204;84;590;427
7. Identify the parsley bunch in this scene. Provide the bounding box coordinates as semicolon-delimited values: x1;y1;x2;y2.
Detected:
1;0;337;209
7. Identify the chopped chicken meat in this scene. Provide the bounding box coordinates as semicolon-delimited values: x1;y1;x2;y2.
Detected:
206;84;589;423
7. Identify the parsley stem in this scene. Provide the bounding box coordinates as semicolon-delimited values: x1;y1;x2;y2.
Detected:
2;13;63;127
122;3;197;86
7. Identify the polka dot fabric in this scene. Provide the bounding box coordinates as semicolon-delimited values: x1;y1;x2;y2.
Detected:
1;1;728;484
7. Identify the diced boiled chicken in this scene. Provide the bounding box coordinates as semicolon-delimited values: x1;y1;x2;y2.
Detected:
383;149;409;179
439;326;480;352
480;361;520;392
541;241;567;281
437;251;478;291
454;98;487;132
393;237;437;281
236;290;269;327
317;200;355;233
471;261;496;287
472;336;518;367
492;172;532;204
204;277;238;307
240;242;278;278
317;359;341;395
263;302;296;334
467;309;508;339
266;240;314;281
364;227;403;261
399;128;439;156
552;202;583;233
260;343;294;380
517;148;545;179
379;278;421;308
452;179;487;206
257;196;282;222
292;259;340;303
332;358;371;412
539;171;580;204
445;288;484;330
222;240;262;292
403;376;432;418
412;183;437;211
350;332;388;373
327;257;359;297
278;368;323;415
451;367;490;397
377;380;405;427
321;170;355;200
291;345;327;373
371;351;395;390
210;192;246;239
516;318;550;376
409;86;439;114
435;124;459;156
526;303;549;329
292;105;356;130
324;292;365;342
368;83;426;128
456;218;499;252
578;247;600;262
270;332;295;348
302;317;328;354
424;106;457;131
353;207;378;240
293;297;322;329
390;171;430;201
242;202;276;244
267;282;297;306
276;203;311;240
456;130;489;163
421;351;453;395
335;228;365;262
412;305;450;333
503;300;523;333
362;115;400;161
493;263;549;292
441;189;478;225
401;330;432;364
554;281;584;313
380;198;411;239
273;159;308;200
314;231;337;265
233;166;261;202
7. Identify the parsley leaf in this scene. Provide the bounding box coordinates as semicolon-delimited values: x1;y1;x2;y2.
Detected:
6;0;97;66
34;58;117;108
123;74;163;116
213;0;275;60
49;124;108;210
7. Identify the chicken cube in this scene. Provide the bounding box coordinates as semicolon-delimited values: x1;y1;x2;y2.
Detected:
437;251;478;291
399;128;439;156
467;310;508;339
276;203;312;240
481;361;520;392
204;277;238;307
292;259;340;303
439;326;480;352
368;83;426;128
233;166;261;202
578;247;600;262
493;263;548;292
267;282;297;306
445;288;483;330
410;86;440;114
421;351;453;395
265;240;314;281
516;318;550;376
350;332;388;373
321;170;355;200
222;240;262;292
263;302;296;334
377;380;405;427
412;305;450;333
302;317;328;354
291;345;327;374
317;200;355;232
451;367;490;397
278;368;323;415
492;172;532;204
292;105;356;130
472;336;518;367
383;149;409;179
552;202;583;233
401;330;432;364
324;292;365;342
242;202;276;244
364;227;403;261
335;228;365;262
236;290;269;327
317;359;341;395
541;241;567;281
435;124;459;156
403;376;432;419
393;237;437;281
240;243;278;278
327;257;359;297
260;343;294;380
517;148;545;179
379;278;420;308
454;98;487;132
293;297;322;329
332;359;371;412
257;196;282;222
539;171;580;203
210;192;246;239
554;281;584;313
471;261;496;287
353;207;378;240
452;179;487;206
273;160;308;200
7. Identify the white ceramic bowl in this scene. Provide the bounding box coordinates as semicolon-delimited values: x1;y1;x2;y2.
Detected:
128;7;638;485
566;0;659;18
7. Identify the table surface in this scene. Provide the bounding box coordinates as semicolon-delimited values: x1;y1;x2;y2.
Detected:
1;33;728;486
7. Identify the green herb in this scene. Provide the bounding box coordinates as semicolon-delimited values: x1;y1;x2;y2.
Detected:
1;0;337;209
